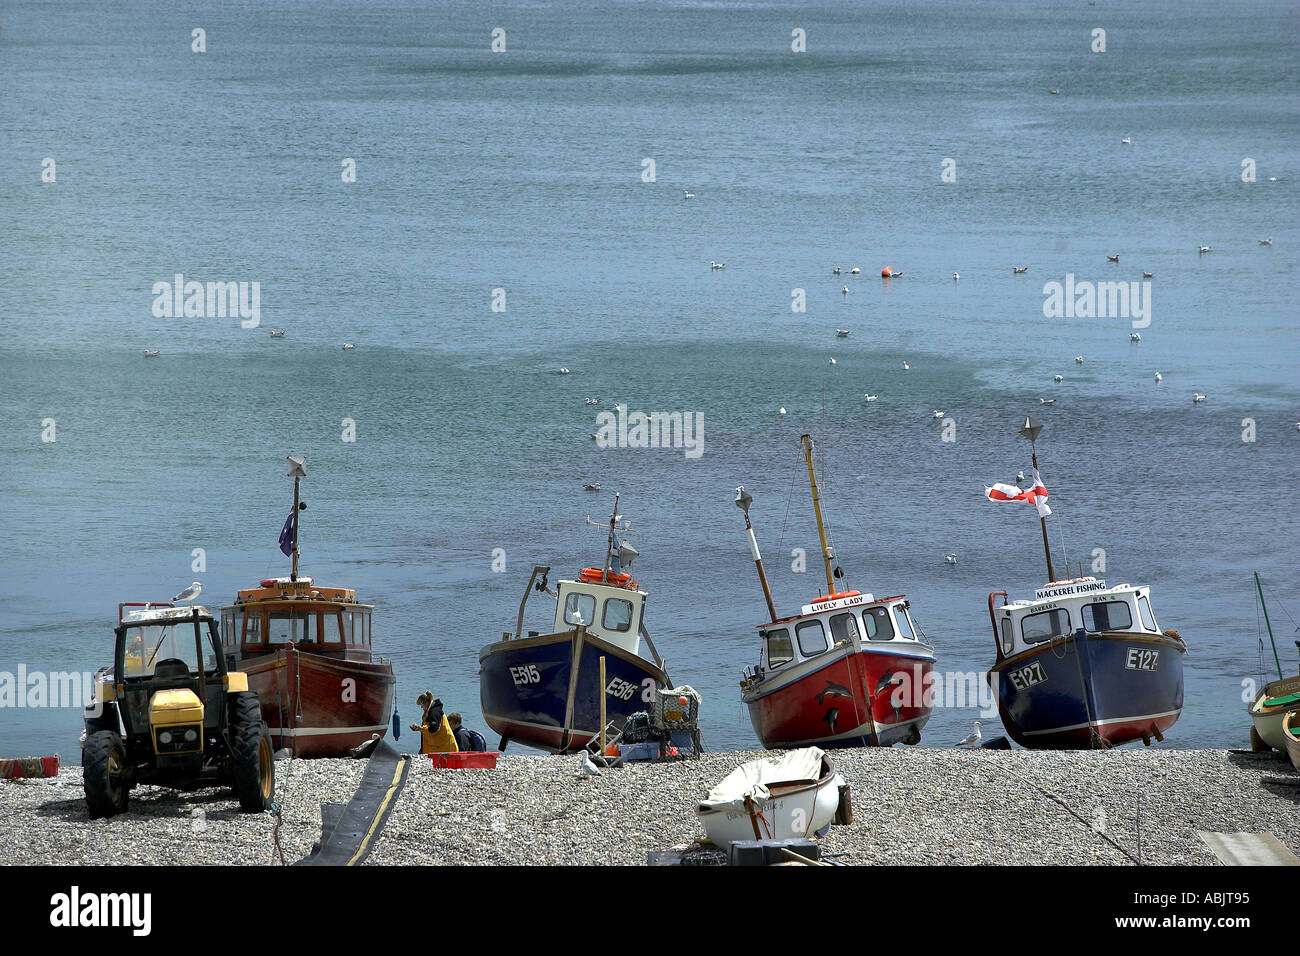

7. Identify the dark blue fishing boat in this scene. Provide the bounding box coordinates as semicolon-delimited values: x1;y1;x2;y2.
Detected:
479;495;670;753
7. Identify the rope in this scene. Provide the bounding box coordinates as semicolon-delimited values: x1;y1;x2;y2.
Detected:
269;804;286;866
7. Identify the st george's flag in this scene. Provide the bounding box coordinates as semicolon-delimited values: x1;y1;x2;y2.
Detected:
985;468;1051;518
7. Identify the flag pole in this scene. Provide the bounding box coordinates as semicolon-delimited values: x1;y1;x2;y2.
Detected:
735;487;778;623
286;455;307;583
1019;417;1056;583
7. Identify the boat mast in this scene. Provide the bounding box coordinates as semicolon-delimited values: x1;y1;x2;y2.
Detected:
1018;417;1056;583
801;434;839;595
735;487;778;622
1255;571;1283;681
287;455;307;582
603;492;621;584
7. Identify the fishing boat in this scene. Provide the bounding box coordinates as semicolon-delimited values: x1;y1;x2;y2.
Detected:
736;435;936;750
985;417;1185;749
219;456;395;758
1247;571;1300;752
696;747;846;847
1284;712;1300;771
478;495;671;753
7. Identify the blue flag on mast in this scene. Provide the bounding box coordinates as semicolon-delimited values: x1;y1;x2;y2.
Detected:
278;512;296;557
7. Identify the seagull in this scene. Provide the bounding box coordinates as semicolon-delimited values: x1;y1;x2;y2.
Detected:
269;329;286;338
953;272;960;281
1049;89;1059;95
1192;393;1206;403
1075;355;1084;364
849;267;860;275
778;407;787;416
1269;177;1279;182
932;410;945;419
1198;245;1211;254
342;342;355;350
1130;332;1141;342
1054;374;1064;383
1039;398;1055;406
558;367;571;374
1259;237;1273;246
710;261;725;270
583;482;601;491
832;266;841;275
1016;471;1026;484
863;394;878;402
1142;271;1153;279
828;357;837;366
836;329;850;337
955;721;983;748
683;189;694;199
143;349;160;358
173;582;202;606
580;752;603;777
902;361;910;370
842;285;849;295
1106;254;1120;263
1012;266;1028;274
589;432;599;440
1121;137;1131;145
1154;371;1162;383
945;553;957;565
584;397;600;405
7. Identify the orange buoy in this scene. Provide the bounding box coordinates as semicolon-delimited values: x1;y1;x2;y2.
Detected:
881;266;892;277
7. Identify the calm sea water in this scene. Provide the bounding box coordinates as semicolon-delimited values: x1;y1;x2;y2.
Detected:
2;0;1298;758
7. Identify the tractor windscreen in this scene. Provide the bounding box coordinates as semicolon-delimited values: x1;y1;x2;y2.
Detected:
124;622;207;677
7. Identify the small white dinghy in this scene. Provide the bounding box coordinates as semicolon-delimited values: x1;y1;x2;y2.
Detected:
696;747;846;847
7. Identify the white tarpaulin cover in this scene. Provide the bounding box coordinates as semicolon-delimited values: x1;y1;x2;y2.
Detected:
698;747;826;815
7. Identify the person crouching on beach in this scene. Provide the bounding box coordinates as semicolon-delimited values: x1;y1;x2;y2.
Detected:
410;691;458;754
448;712;488;752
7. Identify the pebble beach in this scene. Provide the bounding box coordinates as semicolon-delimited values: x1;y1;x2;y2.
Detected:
5;749;1297;866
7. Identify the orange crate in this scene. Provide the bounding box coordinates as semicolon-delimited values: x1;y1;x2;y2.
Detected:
427;751;499;769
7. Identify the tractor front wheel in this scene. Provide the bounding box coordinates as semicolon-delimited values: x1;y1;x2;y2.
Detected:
230;692;274;812
83;730;129;818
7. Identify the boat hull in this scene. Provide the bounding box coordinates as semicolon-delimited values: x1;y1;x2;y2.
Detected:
697;753;844;847
479;630;667;753
237;650;395;758
1250;676;1300;751
989;631;1185;749
742;643;935;749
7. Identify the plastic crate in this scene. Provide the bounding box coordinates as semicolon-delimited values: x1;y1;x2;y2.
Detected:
427;751;499;769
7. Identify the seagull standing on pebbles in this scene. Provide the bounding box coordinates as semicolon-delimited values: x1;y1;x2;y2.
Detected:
956;721;983;748
580;752;603;777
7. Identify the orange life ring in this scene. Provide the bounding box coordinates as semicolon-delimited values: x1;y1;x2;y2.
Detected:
577;567;631;586
813;589;861;602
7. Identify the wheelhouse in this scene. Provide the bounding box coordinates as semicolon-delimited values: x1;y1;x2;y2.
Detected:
220;576;378;663
553;577;648;658
755;591;930;674
990;578;1161;660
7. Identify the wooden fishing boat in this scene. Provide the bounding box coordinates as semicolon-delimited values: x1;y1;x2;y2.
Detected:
696;747;846;847
1247;572;1300;752
736;435;936;749
1284;711;1300;772
220;457;394;758
984;418;1185;749
478;495;670;754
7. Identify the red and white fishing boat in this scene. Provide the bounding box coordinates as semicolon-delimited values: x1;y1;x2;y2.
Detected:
736;435;936;749
219;456;395;758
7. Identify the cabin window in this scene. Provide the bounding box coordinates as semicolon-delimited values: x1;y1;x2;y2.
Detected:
1022;608;1071;644
563;592;597;627
999;617;1014;654
243;612;262;645
1138;596;1157;632
829;612;859;645
796;619;828;658
267;611;318;645
892;605;916;641
324;611;344;643
764;628;793;668
343;610;355;644
1082;601;1132;633
862;606;895;641
602;598;634;633
359;611;370;645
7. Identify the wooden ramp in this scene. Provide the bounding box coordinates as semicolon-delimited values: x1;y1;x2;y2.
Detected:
1198;831;1300;866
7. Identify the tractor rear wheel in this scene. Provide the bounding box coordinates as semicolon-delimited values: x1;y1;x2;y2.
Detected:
83;730;129;818
230;692;274;812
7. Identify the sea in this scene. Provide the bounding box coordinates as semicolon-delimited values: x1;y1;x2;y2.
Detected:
2;0;1297;759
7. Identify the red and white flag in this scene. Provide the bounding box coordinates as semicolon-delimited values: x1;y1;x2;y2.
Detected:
985;469;1051;518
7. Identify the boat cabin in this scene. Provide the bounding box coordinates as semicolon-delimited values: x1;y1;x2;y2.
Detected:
552;571;649;659
220;576;379;664
753;590;930;676
991;578;1160;660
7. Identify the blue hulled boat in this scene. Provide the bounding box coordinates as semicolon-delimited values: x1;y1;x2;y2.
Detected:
478;495;670;753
